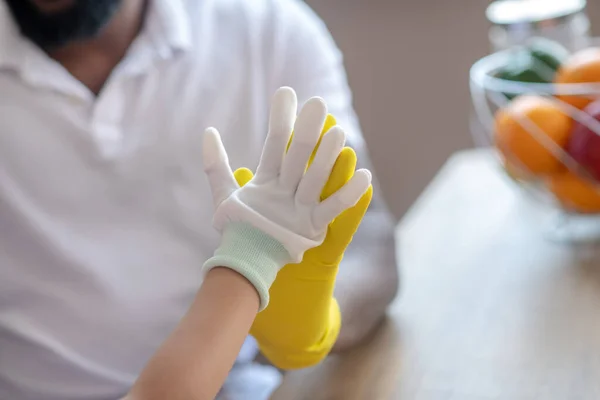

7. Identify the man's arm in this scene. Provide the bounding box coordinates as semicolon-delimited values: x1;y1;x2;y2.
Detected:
269;0;399;350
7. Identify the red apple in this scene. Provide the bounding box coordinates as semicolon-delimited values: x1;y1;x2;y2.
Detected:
566;100;600;181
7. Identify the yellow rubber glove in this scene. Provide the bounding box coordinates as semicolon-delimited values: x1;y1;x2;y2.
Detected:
233;115;373;370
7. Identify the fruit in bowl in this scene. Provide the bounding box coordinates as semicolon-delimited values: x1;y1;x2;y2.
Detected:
547;172;600;214
496;37;570;100
494;95;572;176
493;95;600;215
555;47;600;110
475;40;600;216
566;100;600;182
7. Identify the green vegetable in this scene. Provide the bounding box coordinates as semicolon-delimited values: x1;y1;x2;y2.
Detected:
495;37;570;99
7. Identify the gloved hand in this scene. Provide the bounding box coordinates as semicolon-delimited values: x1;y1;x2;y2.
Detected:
202;87;371;311
234;115;374;369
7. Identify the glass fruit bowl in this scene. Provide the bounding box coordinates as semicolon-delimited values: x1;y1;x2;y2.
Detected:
470;43;600;243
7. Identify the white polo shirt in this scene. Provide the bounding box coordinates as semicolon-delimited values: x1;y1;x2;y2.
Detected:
0;0;363;399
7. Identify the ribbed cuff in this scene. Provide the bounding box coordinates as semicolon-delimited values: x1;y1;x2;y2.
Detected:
203;222;292;311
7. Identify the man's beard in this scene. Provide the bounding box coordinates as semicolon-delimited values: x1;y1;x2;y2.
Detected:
4;0;123;49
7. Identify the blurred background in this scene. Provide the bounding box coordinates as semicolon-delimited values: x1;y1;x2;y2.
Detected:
304;0;600;219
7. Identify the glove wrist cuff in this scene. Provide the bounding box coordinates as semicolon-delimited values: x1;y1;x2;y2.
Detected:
214;195;325;263
202;222;291;310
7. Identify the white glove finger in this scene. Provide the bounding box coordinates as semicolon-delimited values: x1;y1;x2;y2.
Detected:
296;126;346;205
279;97;327;192
313;169;372;227
254;87;297;184
203;127;239;208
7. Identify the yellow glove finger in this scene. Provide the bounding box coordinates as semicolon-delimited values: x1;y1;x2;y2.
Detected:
233;167;254;187
304;147;373;265
320;147;356;200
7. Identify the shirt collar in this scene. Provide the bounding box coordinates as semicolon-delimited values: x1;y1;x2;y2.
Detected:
145;0;193;57
0;0;193;72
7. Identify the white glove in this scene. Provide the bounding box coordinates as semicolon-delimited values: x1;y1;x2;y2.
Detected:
202;87;371;309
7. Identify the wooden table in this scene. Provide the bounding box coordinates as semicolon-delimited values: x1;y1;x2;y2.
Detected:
271;149;600;400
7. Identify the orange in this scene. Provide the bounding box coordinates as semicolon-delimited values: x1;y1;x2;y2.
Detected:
547;172;600;214
494;95;572;176
555;47;600;110
499;154;533;182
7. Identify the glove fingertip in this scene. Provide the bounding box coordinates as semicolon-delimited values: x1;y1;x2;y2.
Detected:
323;114;337;134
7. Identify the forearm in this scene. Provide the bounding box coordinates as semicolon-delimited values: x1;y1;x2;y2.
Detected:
127;268;259;400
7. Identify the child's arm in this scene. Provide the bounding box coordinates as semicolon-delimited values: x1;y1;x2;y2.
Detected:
126;267;259;400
